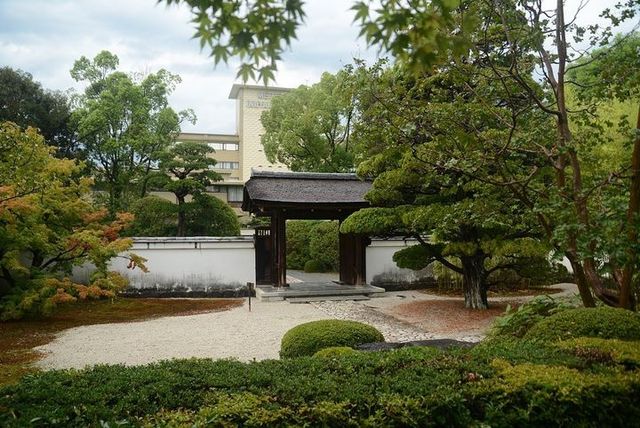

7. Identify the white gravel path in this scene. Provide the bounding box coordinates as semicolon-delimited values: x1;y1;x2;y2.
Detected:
34;283;579;370
35;299;328;369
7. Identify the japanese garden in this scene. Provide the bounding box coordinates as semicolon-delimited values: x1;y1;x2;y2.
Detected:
1;0;639;426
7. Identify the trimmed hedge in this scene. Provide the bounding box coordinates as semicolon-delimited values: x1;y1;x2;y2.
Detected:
125;194;240;237
1;346;639;427
286;220;317;270
524;307;640;343
280;320;384;358
313;346;357;358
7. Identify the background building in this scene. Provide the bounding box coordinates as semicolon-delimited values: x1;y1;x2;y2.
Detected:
176;84;291;212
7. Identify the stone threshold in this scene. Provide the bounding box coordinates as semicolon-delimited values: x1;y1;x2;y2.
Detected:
255;282;385;302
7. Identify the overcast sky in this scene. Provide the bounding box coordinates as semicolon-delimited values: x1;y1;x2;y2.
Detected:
0;0;378;134
0;1;636;134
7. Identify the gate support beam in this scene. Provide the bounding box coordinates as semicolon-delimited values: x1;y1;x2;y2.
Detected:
271;211;287;287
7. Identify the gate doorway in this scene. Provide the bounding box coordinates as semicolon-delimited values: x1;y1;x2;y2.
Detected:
243;172;372;287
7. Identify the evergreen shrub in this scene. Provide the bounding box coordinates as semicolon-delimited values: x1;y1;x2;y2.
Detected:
2;346;640;427
280;320;384;358
286;220;339;272
286;220;317;270
303;260;326;273
313;346;357;358
524;307;640;342
308;221;339;271
183;193;240;236
488;295;578;339
126;196;177;236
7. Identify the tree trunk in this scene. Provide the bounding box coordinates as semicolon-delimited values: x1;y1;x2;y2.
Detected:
619;104;640;310
461;253;489;309
176;195;186;237
565;252;597;307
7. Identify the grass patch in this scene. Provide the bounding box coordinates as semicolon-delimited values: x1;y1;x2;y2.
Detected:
0;298;242;386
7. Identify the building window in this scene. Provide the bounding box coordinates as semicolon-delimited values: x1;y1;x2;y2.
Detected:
227;186;243;202
212;161;239;170
207;142;239;151
207;185;243;202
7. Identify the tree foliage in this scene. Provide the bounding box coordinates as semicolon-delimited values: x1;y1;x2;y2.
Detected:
125;193;240;237
0;67;76;158
162;0;467;83
0;123;145;320
182;193;241;236
71;50;195;215
175;0;640;309
162;0;305;83
154;141;222;236
340;61;548;309
261;71;357;172
421;2;640;309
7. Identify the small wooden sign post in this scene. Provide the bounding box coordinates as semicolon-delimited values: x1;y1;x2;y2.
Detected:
247;282;253;312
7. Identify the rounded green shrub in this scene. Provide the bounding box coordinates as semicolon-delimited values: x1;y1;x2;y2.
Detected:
524;307;640;342
125;196;177;236
183;193;241;236
303;260;327;273
280;320;384;359
313;346;357;358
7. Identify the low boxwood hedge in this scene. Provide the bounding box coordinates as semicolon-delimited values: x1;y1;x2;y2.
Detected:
524;307;640;343
280;320;384;358
1;346;639;427
313;346;358;358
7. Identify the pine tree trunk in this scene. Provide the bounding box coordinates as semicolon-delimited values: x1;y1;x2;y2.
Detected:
176;196;186;237
461;253;488;309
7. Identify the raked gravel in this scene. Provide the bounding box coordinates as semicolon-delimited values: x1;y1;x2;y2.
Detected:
35;297;442;370
34;284;578;370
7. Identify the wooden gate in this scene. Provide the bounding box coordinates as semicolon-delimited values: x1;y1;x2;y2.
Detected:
254;226;272;285
339;233;368;285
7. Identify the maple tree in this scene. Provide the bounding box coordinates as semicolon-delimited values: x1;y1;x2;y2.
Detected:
0;122;146;320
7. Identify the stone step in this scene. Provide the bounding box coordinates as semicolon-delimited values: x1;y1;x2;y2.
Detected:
254;283;385;302
287;295;371;303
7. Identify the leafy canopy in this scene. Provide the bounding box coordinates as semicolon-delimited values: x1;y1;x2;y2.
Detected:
261;71;358;172
0;122;145;320
0;67;75;158
72;50;195;214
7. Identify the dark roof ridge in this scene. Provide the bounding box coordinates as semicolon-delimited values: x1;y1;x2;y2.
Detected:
250;170;368;181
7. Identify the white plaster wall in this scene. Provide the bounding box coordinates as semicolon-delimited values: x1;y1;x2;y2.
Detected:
73;237;255;294
366;239;434;286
